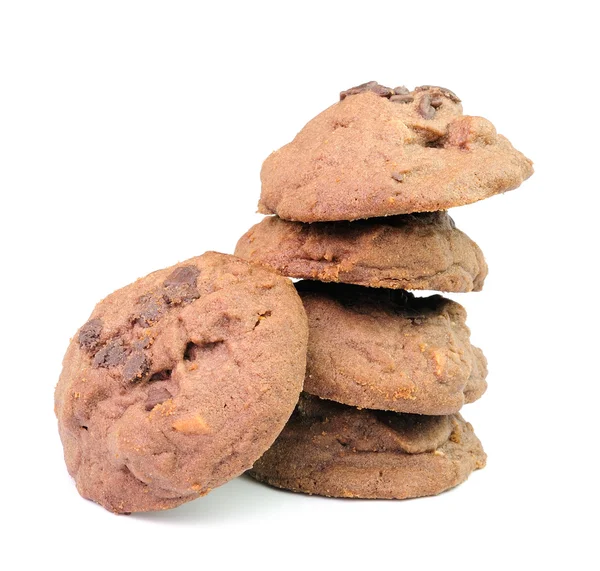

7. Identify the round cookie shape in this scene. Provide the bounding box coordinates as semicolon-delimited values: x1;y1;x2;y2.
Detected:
259;83;533;222
297;281;487;415
54;252;308;513
235;212;488;292
248;394;486;499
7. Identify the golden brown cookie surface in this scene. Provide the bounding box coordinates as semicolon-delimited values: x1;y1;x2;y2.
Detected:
55;252;308;513
248;394;486;499
235;212;487;292
259;83;533;222
297;281;487;415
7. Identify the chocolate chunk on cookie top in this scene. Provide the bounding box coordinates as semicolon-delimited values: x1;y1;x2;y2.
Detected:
235;212;488;292
297;282;487;415
55;252;308;513
248;394;486;499
259;82;533;222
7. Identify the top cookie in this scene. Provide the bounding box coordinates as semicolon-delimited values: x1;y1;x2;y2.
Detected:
259;82;533;222
54;252;308;513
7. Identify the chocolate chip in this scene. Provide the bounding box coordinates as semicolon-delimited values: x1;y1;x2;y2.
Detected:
133;337;152;351
393;86;409;95
123;351;150;382
391;172;404;182
93;339;127;368
418;93;436;120
390;94;414;104
340;81;376;100
163;265;200;305
164;265;200;287
145;386;172;411
340;81;394;101
371;84;395;97
430;96;444;109
78;319;103;352
135;293;167;327
414;85;461;104
163;286;200;305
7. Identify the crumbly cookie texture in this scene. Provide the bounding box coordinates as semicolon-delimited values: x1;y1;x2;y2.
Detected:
235;211;487;292
259;82;533;222
55;252;308;513
297;281;487;415
248;394;486;499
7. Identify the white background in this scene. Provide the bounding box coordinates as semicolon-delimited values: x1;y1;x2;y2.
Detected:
1;1;598;569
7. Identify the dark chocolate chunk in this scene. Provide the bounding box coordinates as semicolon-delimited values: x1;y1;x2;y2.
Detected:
78;319;103;352
93;339;127;368
418;93;436;120
370;84;395;97
340;81;377;100
123;351;150;382
163;265;200;287
135;292;167;327
390;94;414;104
145;386;172;411
340;81;394;101
430;96;444;109
163;265;200;305
133;337;152;351
414;85;461;104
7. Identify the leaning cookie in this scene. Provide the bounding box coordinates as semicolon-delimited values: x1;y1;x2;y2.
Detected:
248;394;486;499
259;82;533;222
297;282;487;415
235;212;487;292
54;252;308;513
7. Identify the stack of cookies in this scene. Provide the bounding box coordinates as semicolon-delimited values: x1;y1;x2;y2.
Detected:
235;82;533;499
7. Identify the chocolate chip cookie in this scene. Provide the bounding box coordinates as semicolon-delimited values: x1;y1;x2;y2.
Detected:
259;83;533;222
55;252;308;513
235;212;487;292
248;394;486;499
297;281;487;415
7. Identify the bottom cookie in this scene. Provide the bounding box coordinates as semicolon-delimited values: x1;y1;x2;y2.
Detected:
248;394;486;499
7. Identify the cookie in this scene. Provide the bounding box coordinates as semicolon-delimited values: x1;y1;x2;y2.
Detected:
259;83;533;222
297;281;487;415
235;211;487;292
54;252;308;513
248;394;486;499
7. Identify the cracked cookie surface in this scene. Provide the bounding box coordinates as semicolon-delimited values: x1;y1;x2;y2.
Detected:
297;281;487;415
259;83;533;222
55;252;308;513
235;212;487;292
248;394;486;499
